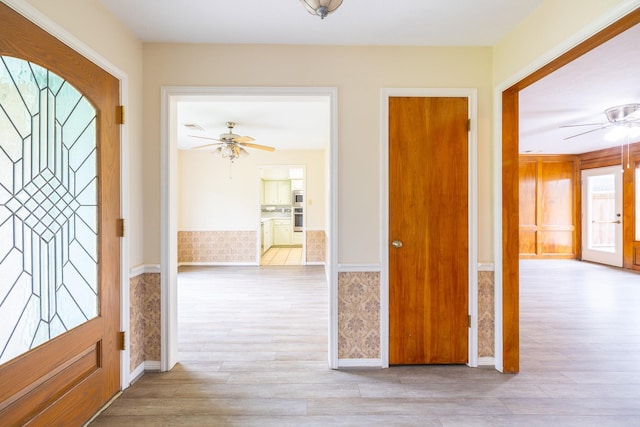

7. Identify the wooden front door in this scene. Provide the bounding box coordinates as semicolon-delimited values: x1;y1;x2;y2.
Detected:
389;96;469;365
0;4;121;425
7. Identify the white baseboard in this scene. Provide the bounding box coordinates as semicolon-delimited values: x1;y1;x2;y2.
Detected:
144;360;161;371
478;356;495;366
337;358;383;368
129;360;162;386
130;362;145;384
305;261;326;266
129;264;161;278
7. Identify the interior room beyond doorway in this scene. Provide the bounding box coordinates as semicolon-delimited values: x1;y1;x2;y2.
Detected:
259;166;305;266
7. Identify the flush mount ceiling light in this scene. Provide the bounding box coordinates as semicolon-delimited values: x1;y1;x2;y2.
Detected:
300;0;343;19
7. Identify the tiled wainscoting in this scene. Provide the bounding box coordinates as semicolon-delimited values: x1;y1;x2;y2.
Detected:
178;231;256;264
178;230;327;265
129;272;161;374
338;272;381;359
337;268;495;362
306;229;326;263
478;269;495;358
130;259;493;374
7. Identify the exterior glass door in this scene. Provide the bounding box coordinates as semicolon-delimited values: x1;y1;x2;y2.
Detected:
0;56;98;364
581;165;623;267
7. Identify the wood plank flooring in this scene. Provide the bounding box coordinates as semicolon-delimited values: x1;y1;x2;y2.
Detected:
90;261;640;426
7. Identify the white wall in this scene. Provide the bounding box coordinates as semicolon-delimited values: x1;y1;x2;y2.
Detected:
178;149;326;231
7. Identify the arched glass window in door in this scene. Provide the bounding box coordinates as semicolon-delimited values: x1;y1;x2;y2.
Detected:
0;56;98;364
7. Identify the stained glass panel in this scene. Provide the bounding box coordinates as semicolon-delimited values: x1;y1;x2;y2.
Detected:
0;56;98;365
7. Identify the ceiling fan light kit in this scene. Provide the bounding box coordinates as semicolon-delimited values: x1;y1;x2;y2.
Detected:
562;103;640;141
300;0;343;19
188;121;275;162
605;103;640;123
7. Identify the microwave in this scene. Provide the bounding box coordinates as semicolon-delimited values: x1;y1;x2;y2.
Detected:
292;190;304;206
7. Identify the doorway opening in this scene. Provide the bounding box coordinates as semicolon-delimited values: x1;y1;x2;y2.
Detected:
380;88;479;368
258;166;306;266
161;87;338;371
501;8;640;373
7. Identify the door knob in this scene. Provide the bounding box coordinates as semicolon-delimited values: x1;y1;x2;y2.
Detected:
391;240;403;248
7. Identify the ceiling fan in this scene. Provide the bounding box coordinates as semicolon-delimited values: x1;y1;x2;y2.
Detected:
561;103;640;141
189;121;276;160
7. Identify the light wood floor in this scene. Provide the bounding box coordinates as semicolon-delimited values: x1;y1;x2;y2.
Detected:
90;260;640;426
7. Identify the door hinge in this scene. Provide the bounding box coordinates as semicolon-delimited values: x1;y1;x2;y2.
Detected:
117;218;125;238
467;118;471;132
116;105;125;125
118;331;126;351
468;315;472;328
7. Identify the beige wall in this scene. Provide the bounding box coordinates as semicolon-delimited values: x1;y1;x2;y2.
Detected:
20;0;639;267
144;44;494;263
493;0;634;86
23;0;146;266
178;149;326;231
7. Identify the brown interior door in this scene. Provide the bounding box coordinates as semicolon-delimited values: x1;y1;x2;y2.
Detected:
0;4;121;425
389;96;469;365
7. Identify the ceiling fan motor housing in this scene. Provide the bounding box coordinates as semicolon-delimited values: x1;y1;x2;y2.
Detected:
605;103;640;123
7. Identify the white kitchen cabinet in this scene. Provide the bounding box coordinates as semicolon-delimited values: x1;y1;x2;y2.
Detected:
263;180;291;205
291;179;304;191
273;219;292;245
292;231;304;246
262;220;273;253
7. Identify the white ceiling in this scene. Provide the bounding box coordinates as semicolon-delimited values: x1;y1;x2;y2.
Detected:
176;95;331;151
519;23;640;155
98;0;543;46
98;0;640;155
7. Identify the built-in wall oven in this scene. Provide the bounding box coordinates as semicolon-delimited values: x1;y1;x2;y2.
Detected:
293;207;303;232
292;190;304;207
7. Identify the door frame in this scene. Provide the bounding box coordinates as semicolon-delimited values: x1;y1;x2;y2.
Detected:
160;86;339;370
497;4;640;373
380;88;479;368
3;0;131;388
581;165;624;267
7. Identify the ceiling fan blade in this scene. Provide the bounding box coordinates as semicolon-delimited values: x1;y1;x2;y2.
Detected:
192;142;223;149
234;136;255;143
239;142;276;152
559;123;606;128
563;125;612;140
189;134;222;142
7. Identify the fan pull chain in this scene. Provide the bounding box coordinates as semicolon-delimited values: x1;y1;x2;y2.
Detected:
627;134;631;169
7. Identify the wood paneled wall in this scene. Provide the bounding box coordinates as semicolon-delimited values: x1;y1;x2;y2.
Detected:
519;156;579;259
519;142;640;270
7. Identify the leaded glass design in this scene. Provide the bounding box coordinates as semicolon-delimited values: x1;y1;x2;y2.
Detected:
0;56;98;365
